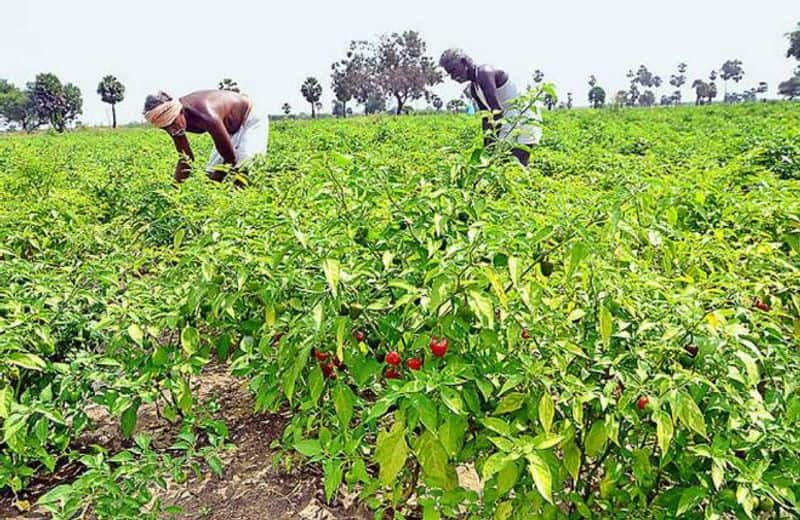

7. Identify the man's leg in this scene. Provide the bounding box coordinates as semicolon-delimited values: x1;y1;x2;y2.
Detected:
207;168;228;182
511;147;530;166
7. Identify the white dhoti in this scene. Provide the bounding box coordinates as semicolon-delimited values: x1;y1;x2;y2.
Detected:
207;103;269;171
471;80;542;146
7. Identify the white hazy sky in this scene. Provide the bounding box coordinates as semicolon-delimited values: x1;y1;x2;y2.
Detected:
2;1;797;125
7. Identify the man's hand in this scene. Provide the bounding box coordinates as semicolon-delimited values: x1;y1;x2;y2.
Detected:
174;159;192;182
170;132;195;183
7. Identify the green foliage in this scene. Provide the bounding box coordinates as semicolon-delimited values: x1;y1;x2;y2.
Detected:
588;86;606;108
787;22;800;61
779;76;800;100
0;102;799;519
63;83;82;127
0;80;37;131
374;30;442;115
217;78;239;93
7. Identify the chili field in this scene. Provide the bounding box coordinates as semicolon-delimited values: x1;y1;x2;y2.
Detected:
0;102;799;519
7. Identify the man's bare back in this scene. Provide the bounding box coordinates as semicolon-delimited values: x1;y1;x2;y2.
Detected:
144;89;258;182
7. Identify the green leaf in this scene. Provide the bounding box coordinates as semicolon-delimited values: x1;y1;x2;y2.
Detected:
294;439;322;457
484;267;508;309
0;387;11;419
414;394;438;433
6;352;46;371
787;396;800;424
120;399;140;438
734;352;759;387
737;485;755;517
677;486;707;516
173;228;186;251
711;458;724;490
416;431;458;490
323;459;343;503
531;433;563;450
441;388;465;415
264;303;276;327
3;412;27;449
495;501;514;520
37;484;73;507
654;411;673;456
467;289;495;329
599;306;612;345
128;324;144;346
508;256;521;287
308;364;324;404
312;302;324;331
333;383;355;428
539;392;555;433
567;241;589;276
439;415;467;458
335;317;347;363
584;420;607;458
526;452;553;504
481;417;512;436
180;326;200;355
494;392;525;415
284;344;312;404
177;378;192;414
206;454;223;477
375;420;408;486
676;391;707;438
322;258;341;298
496;460;520;496
563;439;581;482
482;453;513;480
631;448;652;485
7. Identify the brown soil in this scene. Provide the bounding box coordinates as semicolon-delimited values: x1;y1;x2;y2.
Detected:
0;363;370;520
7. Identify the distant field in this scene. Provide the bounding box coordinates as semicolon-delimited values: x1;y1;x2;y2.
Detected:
0;104;799;519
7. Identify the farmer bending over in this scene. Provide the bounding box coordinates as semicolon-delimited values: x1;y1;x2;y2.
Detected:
439;49;541;166
143;89;268;183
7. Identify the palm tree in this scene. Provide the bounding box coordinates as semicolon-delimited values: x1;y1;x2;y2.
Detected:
96;75;125;128
301;77;323;118
669;63;687;106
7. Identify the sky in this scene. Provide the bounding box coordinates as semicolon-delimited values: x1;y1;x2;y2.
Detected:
1;1;798;125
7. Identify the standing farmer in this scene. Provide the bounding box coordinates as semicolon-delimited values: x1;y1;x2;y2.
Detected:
439;49;541;166
143;89;268;183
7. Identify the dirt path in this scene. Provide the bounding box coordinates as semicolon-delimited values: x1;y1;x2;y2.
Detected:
0;364;370;519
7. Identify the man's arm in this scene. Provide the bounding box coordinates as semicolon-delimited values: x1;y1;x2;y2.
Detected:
207;119;236;166
172;134;194;182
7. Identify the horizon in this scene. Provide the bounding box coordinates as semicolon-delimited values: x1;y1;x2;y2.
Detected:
2;1;798;126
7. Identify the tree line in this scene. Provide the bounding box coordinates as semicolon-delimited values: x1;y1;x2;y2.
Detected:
781;22;800;99
291;30;442;118
539;24;800;110
2;24;799;130
0;74;127;132
0;74;83;132
578;61;768;110
287;25;800;117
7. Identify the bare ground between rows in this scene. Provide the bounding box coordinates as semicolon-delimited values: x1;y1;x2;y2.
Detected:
0;363;371;520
